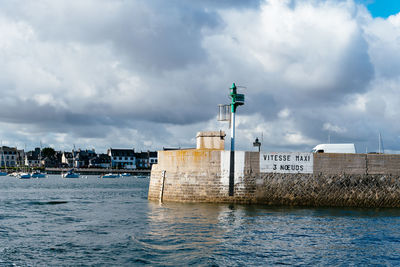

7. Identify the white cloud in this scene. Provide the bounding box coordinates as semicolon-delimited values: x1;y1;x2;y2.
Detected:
207;0;371;99
278;109;291;119
0;0;399;154
323;123;347;134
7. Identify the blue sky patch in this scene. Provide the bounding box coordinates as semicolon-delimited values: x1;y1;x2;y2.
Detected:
357;0;400;18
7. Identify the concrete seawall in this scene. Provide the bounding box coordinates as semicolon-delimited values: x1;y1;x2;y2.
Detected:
148;150;400;207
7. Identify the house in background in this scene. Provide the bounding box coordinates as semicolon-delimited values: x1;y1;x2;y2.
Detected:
134;151;158;169
149;151;158;167
135;152;148;169
61;149;97;168
41;151;63;168
89;153;111;168
24;148;41;167
25;153;40;167
1;146;18;167
16;149;25;167
74;149;97;168
61;152;74;168
107;148;136;169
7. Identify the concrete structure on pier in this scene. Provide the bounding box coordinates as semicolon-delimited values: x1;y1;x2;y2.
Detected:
196;131;226;150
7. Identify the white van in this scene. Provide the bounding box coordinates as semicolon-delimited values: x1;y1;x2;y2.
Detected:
311;144;356;153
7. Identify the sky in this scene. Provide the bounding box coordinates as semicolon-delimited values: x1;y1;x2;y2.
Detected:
1;0;400;153
358;0;400;18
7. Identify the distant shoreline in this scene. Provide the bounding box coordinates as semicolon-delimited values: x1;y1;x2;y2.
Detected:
46;168;150;175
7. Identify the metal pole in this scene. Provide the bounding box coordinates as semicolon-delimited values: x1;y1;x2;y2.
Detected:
159;170;166;203
229;103;235;196
231;107;235;151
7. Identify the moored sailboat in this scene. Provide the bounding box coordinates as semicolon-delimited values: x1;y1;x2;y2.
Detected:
100;173;120;178
63;169;80;178
19;173;31;179
31;170;46;178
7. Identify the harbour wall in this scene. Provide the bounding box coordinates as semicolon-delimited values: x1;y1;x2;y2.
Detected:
148;150;400;207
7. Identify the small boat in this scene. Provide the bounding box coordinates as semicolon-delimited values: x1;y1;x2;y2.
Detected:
19;173;31;179
121;173;132;177
101;173;121;178
63;169;80;178
31;171;46;178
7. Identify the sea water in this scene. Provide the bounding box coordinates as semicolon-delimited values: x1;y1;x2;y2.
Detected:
0;175;399;266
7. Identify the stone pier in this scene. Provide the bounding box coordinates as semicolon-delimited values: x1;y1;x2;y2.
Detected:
148;132;400;207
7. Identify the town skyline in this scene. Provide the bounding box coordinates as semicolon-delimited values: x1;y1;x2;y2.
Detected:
1;1;400;153
0;141;156;156
1;145;157;170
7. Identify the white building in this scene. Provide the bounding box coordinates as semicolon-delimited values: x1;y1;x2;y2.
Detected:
107;148;136;169
1;146;18;167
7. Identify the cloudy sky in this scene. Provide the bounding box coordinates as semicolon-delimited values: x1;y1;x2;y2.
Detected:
1;0;400;153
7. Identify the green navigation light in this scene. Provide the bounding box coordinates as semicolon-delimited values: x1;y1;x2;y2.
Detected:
229;83;245;113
